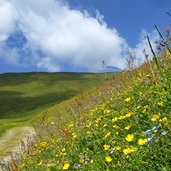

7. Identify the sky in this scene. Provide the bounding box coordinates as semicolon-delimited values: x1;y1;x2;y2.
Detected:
0;0;171;73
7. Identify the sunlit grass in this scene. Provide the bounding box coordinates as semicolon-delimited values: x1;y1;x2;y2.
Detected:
16;52;171;170
0;72;114;136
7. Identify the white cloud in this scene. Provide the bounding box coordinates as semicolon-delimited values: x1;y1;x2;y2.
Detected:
130;30;159;67
0;0;18;41
0;0;128;72
37;57;61;72
0;0;159;72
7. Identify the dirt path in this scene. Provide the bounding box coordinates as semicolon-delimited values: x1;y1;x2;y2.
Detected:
0;126;36;170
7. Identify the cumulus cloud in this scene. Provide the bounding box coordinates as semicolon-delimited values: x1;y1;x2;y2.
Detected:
0;0;159;72
37;57;61;72
130;30;159;67
0;0;18;41
0;0;129;72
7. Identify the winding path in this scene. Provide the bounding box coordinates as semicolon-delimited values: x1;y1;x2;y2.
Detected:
0;126;36;170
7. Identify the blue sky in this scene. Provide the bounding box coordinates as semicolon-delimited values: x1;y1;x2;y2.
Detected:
69;0;171;46
0;0;171;73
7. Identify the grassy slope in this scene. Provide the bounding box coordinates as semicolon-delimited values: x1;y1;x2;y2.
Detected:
18;54;171;170
0;72;117;137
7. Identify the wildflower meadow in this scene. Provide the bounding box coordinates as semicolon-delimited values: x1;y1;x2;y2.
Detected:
1;22;171;171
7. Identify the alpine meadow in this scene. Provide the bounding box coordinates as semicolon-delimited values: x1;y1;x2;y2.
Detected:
0;1;171;170
1;22;171;170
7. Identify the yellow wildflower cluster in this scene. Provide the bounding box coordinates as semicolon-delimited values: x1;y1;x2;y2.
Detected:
161;117;168;125
138;139;147;146
119;112;132;120
40;141;47;148
104;132;111;138
19;54;171;171
104;144;110;151
123;147;135;155
104;109;111;115
125;125;132;130
125;97;131;102
151;113;160;122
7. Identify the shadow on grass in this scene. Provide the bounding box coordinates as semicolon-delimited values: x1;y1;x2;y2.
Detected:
0;72;102;87
0;89;77;119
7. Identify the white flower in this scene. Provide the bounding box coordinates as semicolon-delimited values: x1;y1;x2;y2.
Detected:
147;137;153;142
152;126;157;131
110;148;116;154
145;129;151;134
161;131;167;136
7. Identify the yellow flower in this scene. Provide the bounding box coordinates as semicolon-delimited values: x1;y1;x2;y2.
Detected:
125;125;131;130
161;117;168;125
116;146;121;151
63;163;70;170
113;125;119;129
123;147;135;155
86;131;91;135
104;144;110;151
40;141;47;148
85;123;91;128
153;130;157;133
125;134;134;142
138;139;147;146
125;112;132;118
151;114;160;122
137;105;141;109
95;118;101;124
20;163;25;168
47;163;54;167
144;105;148;109
142;108;147;113
89;112;94;116
69;124;74;128
38;160;43;166
112;140;116;144
72;133;77;139
103;124;108;128
112;117;118;122
157;101;164;107
79;159;84;164
105;156;112;163
142;105;148;113
119;115;126;120
105;132;111;138
104;109;111;115
125;97;131;102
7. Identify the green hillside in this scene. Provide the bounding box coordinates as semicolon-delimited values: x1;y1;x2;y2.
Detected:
0;72;117;136
0;72;109;118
